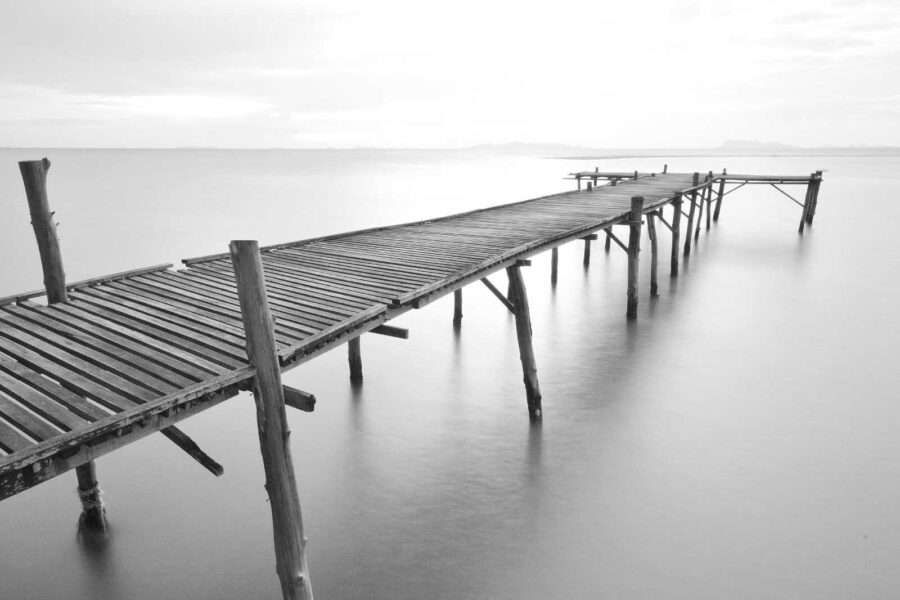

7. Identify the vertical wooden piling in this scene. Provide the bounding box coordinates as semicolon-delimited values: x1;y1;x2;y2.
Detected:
705;171;713;230
684;172;699;255
20;158;109;535
713;169;726;222
230;240;314;600
587;182;593;191
348;337;363;384
663;164;668;174
453;289;463;325
506;265;542;423
695;172;711;240
20;159;67;304
807;170;823;225
647;211;659;297
670;193;683;276
583;238;591;266
799;172;816;233
550;247;558;285
604;228;612;252
576;176;581;190
626;196;644;319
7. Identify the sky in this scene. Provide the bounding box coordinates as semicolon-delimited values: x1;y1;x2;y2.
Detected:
1;0;898;149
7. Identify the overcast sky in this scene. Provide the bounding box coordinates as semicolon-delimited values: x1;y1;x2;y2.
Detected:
1;0;897;148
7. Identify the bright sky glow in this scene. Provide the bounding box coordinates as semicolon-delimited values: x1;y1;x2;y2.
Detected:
1;0;897;148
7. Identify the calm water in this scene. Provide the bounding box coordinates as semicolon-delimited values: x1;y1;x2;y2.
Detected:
1;149;899;599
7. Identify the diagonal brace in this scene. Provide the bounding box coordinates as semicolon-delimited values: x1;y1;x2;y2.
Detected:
481;277;516;314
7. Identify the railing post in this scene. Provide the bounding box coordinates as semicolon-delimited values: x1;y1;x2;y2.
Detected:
626;196;645;319
20;158;109;536
230;240;314;600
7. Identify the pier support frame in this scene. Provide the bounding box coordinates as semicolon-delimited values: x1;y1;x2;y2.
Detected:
807;170;823;225
453;289;463;325
20;158;109;535
626;196;645;319
506;265;542;423
230;240;313;600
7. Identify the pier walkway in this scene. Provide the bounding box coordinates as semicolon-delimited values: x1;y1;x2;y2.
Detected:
0;163;822;598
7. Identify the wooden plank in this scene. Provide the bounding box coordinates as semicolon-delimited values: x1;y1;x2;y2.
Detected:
0;371;90;432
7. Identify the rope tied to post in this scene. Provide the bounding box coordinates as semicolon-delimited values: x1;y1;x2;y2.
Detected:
76;482;104;512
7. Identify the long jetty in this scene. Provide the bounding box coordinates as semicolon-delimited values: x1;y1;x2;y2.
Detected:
0;160;822;599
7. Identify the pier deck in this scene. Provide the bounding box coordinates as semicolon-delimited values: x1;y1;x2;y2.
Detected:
0;164;824;599
1;172;714;498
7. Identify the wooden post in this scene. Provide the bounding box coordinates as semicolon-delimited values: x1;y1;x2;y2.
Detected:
453;289;463;325
684;172;699;255
20;159;109;535
647;212;659;297
626;196;644;320
230;240;314;600
807;170;823;225
550;247;558;285
576;176;581;190
694;173;710;240
713;168;726;222
506;265;542;423
583;238;591;266
663;164;668;174
670;193;683;276
348;337;363;384
799;172;816;233
20;159;67;304
587;181;593;191
705;170;713;230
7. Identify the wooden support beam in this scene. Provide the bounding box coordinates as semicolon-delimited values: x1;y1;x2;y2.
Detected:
583;237;591;266
348;337;363;384
20;158;109;536
371;324;409;339
576;176;581;190
799;172;816;233
604;229;629;253
20;159;66;304
586;181;593;191
550;247;559;285
453;289;463;325
671;192;683;277
695;173;710;241
230;240;314;600
807;170;823;225
705;171;713;230
506;265;542;423
481;277;516;314
647;211;659;297
713;168;726;221
626;196;644;320
161;426;224;476
684;172;699;256
283;386;316;412
604;230;612;252
663;163;668;174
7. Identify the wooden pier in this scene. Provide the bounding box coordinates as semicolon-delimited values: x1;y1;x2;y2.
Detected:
0;160;822;598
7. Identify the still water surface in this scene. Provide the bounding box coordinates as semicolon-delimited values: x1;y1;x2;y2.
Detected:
0;149;898;599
